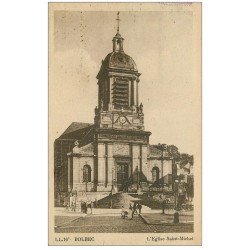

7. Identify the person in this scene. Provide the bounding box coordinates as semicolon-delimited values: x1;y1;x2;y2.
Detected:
80;201;84;213
71;201;74;211
129;203;133;211
162;199;166;214
90;201;94;214
95;106;98;115
129;203;133;219
87;202;91;214
66;203;69;211
139;102;143;113
121;206;127;219
173;210;179;224
133;202;137;217
165;198;170;211
137;203;142;214
83;202;87;214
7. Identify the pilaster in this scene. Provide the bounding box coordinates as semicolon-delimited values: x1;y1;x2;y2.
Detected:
67;156;71;191
97;143;106;186
107;143;114;186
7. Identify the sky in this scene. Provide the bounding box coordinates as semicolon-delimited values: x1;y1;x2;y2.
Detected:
51;10;200;155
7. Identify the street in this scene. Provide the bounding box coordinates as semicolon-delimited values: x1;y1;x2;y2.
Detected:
55;214;193;233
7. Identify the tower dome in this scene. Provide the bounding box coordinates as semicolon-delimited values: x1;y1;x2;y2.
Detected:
97;31;139;79
102;51;138;71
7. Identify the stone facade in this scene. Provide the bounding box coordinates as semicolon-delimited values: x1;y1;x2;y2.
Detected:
67;141;176;193
66;31;175;193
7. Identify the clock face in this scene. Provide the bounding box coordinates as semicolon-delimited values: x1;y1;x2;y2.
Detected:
119;116;126;124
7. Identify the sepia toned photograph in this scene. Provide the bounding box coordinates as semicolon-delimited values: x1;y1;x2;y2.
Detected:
49;2;201;245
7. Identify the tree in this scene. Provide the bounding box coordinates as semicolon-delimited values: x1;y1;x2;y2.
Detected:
166;145;180;159
178;154;194;169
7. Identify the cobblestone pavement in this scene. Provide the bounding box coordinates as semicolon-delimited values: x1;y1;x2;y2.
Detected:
141;213;194;224
55;215;193;233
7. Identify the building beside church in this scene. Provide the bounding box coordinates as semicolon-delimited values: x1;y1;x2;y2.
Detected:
54;23;193;200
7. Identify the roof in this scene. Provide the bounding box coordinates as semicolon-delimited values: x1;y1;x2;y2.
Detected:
59;122;93;138
113;32;122;38
78;142;94;155
148;145;163;157
102;52;137;71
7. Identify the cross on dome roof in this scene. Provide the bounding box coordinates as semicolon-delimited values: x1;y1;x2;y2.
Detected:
116;12;121;34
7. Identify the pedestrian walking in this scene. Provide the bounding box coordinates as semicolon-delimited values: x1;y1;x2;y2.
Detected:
162;199;166;214
137;203;142;214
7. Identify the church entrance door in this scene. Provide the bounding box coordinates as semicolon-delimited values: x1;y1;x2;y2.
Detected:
116;163;129;192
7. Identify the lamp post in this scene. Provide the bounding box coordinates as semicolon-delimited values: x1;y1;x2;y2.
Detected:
82;167;88;203
137;166;143;194
110;168;116;209
171;157;176;191
85;167;88;192
74;186;78;212
56;165;62;206
137;166;139;190
174;179;179;210
161;152;164;193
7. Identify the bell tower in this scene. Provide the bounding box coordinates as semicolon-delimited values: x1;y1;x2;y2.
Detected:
94;13;144;131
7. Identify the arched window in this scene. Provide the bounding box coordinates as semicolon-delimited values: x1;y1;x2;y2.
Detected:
152;166;160;183
83;165;91;182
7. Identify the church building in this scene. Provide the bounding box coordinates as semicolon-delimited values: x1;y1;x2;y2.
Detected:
54;15;193;199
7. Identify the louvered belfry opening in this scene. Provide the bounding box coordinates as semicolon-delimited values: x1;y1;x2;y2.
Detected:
112;77;129;109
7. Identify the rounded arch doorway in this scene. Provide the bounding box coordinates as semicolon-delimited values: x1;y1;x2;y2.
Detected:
82;164;91;192
152;166;160;183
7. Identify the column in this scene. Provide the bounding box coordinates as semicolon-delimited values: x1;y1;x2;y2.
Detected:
141;145;148;180
105;143;108;187
133;80;137;106
104;79;107;109
136;80;139;106
129;144;133;180
109;77;113;107
107;143;114;188
73;157;80;191
139;145;142;174
128;79;131;106
132;144;140;183
99;81;103;108
67;156;71;192
131;80;134;106
97;143;106;188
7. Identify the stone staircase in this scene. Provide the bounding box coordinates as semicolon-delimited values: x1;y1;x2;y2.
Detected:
97;192;151;210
